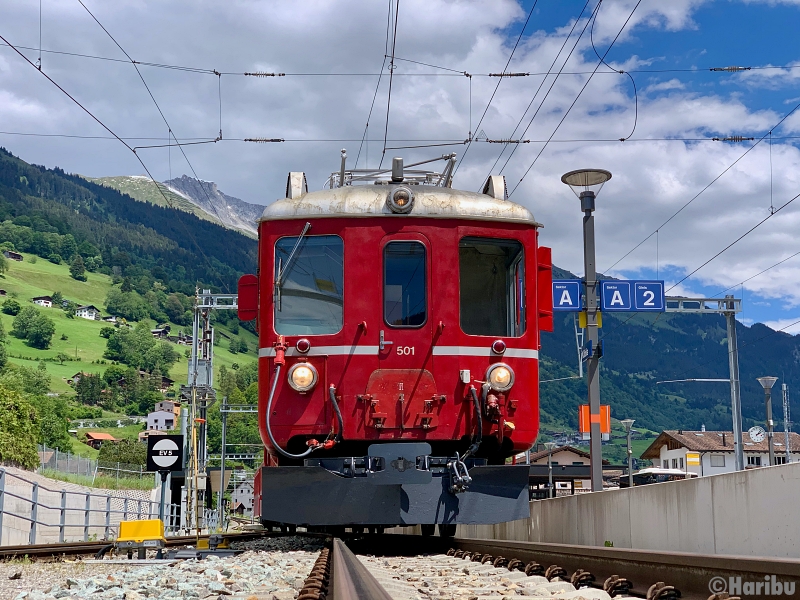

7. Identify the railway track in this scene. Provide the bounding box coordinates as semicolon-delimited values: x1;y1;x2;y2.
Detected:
3;531;798;599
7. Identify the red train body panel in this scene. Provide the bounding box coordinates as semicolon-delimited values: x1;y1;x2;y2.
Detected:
240;165;552;528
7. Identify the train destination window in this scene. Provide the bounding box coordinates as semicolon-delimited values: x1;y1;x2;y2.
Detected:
459;237;525;336
384;241;427;327
274;235;344;335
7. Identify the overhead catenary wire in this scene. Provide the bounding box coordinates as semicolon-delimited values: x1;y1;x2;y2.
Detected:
667;186;800;292
489;0;594;179
354;0;394;169
0;32;229;291
76;0;230;270
603;94;800;274
509;0;644;197
6;41;800;78
380;0;402;168
590;7;637;141
454;0;539;175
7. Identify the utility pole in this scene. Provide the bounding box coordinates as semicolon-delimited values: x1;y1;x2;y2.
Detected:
724;297;745;472
182;289;238;534
621;419;635;488
783;384;792;464
561;168;612;492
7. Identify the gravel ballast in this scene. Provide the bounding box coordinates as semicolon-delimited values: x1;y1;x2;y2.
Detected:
3;536;324;600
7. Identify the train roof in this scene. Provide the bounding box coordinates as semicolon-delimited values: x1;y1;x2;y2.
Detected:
260;184;539;226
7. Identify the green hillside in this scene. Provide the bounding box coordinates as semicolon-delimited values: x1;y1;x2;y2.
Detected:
0;256;257;396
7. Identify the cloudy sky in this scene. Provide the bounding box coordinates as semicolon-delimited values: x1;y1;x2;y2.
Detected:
3;0;800;330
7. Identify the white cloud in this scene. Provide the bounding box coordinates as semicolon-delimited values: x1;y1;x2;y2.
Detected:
2;0;800;316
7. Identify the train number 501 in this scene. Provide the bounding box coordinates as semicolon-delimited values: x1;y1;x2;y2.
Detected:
397;346;415;356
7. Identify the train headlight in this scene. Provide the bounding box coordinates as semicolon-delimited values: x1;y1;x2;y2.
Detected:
486;363;514;392
288;363;318;392
386;186;415;214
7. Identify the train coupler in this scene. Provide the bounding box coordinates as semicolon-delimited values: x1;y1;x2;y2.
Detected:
447;452;472;494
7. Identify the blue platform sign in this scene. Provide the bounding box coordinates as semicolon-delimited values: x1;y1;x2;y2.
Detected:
633;281;665;311
600;280;665;312
600;281;632;311
552;280;582;312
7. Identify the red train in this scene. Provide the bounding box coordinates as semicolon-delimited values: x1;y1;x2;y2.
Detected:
237;155;553;533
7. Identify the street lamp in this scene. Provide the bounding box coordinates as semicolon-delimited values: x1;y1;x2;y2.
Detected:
757;376;779;466
561;168;612;492
544;441;556;498
620;419;635;488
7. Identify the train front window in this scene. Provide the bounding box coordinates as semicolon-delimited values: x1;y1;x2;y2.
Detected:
459;237;525;336
384;241;427;327
274;235;343;335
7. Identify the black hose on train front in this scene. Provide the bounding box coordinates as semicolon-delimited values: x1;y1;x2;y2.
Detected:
265;363;316;460
265;364;345;460
464;386;483;459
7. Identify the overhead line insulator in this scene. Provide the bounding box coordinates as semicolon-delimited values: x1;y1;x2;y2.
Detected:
244;138;285;143
712;136;755;142
485;139;530;144
488;72;529;77
244;72;286;77
709;66;751;72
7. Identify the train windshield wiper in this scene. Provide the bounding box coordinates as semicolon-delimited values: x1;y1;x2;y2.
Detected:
274;221;311;310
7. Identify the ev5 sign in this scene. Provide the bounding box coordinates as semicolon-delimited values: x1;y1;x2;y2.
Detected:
146;434;184;472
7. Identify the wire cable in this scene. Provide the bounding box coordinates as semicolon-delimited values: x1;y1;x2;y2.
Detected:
590;10;637;141
354;0;393;169
77;0;230;273
604;95;800;274
491;0;594;178
509;0;643;196
0;32;229;291
712;251;800;298
380;0;401;168
454;0;539;175
667;187;800;292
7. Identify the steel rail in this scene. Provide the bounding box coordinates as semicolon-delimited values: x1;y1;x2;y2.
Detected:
329;537;393;599
346;533;800;600
0;531;268;559
449;537;800;600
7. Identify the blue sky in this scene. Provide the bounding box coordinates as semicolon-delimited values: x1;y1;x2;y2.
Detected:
2;0;800;330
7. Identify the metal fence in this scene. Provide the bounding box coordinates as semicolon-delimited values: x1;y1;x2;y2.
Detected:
38;445;157;488
0;468;184;545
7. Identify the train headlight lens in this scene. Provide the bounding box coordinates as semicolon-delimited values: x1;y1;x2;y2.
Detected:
486;363;514;392
288;363;318;392
387;186;415;214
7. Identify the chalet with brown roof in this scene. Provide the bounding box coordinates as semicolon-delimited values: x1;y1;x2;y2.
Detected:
83;431;118;449
3;250;22;261
641;429;800;476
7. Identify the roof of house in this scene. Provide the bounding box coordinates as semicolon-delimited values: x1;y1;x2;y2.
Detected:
641;430;800;459
32;295;52;301
76;304;99;311
84;432;117;441
528;445;599;463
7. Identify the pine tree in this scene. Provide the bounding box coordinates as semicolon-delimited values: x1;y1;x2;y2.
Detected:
69;255;87;281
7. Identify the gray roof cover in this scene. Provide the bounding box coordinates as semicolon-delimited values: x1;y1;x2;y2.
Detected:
259;185;540;225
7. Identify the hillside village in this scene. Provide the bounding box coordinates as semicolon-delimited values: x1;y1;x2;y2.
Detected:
0;247;259;470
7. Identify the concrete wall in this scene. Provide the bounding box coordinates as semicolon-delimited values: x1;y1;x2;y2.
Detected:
458;461;800;558
0;467;160;546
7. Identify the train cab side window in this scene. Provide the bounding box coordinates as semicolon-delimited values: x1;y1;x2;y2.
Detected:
459;237;525;337
384;241;427;327
274;235;344;335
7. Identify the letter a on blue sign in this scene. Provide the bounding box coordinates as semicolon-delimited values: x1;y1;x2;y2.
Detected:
552;280;582;312
600;281;632;311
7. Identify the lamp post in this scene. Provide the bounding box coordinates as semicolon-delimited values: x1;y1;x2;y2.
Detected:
544;441;556;498
561;169;612;492
620;419;635;488
757;376;778;466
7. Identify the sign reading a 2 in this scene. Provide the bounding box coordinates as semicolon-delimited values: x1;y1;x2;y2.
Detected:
396;346;415;356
